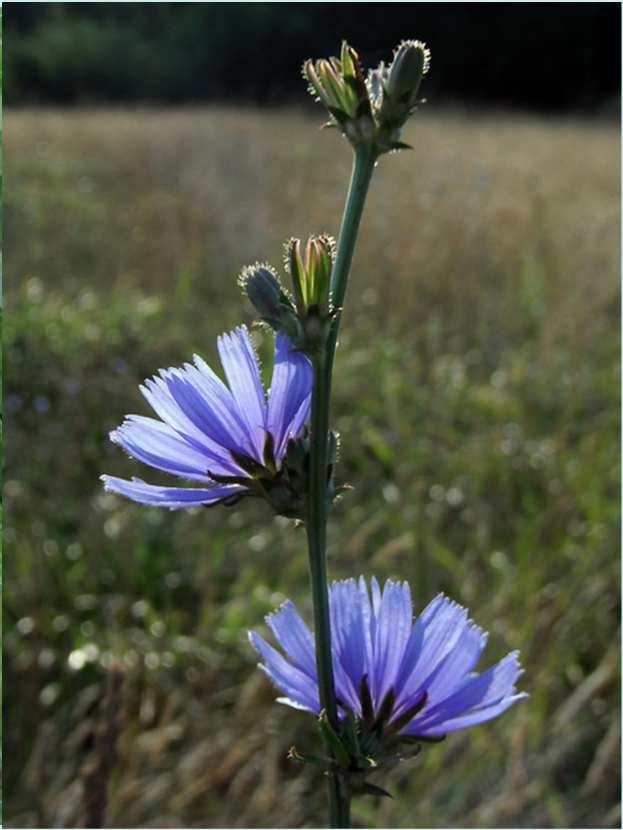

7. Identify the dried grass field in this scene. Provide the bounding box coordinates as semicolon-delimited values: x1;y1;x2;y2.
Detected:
4;106;620;828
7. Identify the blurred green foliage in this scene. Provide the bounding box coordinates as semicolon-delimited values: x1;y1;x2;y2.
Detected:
4;107;620;828
5;4;620;112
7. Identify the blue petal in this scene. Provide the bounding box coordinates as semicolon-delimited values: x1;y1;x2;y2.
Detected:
151;367;251;461
141;370;249;468
357;576;377;681
329;580;369;713
393;618;487;721
373;580;413;705
266;601;317;678
408;693;528;737
371;576;382;618
448;650;524;712
101;475;244;509
423;621;488;703
111;415;225;481
249;631;320;713
286;398;312;450
330;580;367;688
217;327;267;460
189;354;256;456
408;651;524;731
395;595;469;701
267;334;313;460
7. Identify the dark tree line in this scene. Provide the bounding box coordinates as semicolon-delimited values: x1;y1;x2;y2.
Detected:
4;3;620;112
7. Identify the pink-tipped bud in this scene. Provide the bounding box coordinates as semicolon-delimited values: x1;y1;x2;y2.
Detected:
287;235;335;318
303;42;372;141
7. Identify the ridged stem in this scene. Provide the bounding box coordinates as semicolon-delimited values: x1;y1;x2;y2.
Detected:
306;144;378;829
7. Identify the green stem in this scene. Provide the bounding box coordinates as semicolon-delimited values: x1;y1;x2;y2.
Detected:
307;347;336;725
327;145;378;372
306;144;378;829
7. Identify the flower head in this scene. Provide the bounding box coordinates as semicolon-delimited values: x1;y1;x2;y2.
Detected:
101;326;313;516
250;577;526;748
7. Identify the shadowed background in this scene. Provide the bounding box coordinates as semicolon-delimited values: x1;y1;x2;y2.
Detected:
4;4;621;828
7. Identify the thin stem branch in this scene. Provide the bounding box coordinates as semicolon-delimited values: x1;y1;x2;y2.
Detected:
305;144;378;829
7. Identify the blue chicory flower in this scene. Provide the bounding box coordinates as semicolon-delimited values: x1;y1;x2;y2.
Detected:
250;576;526;740
101;326;312;510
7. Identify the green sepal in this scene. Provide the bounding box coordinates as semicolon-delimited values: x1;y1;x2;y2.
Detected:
203;492;248;510
206;469;252;487
263;431;276;473
341;710;362;760
327;105;349;125
359;675;375;730
385;691;427;736
285;434;308;478
288;745;333;769
355;98;373;119
318;710;351;770
382;744;422;764
343;73;363;94
360;781;394;799
372;687;396;735
229;450;270;478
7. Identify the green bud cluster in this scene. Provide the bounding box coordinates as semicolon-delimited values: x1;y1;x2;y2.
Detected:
304;39;431;154
239;236;337;355
303;42;374;147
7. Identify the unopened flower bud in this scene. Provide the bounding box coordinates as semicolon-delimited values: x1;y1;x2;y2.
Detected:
304;42;372;146
376;40;430;135
386;41;429;107
287;235;335;318
240;264;282;319
238;263;301;341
